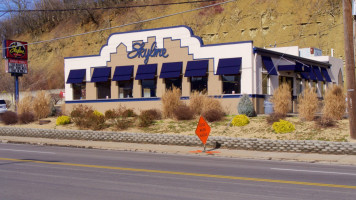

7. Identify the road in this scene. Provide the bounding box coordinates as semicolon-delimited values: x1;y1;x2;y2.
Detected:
0;143;355;200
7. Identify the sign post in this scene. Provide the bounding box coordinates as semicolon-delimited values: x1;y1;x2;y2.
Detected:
195;116;211;152
2;40;28;111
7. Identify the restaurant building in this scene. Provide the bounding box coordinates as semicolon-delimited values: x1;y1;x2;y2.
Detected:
64;26;343;114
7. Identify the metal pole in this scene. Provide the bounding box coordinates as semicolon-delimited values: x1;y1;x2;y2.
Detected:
14;74;19;111
343;0;356;139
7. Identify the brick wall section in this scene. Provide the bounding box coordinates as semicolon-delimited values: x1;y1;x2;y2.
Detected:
1;127;356;155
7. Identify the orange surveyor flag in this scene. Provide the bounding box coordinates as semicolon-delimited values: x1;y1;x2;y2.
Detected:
195;116;211;144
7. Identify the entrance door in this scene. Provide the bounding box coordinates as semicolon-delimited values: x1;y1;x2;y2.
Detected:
279;76;294;113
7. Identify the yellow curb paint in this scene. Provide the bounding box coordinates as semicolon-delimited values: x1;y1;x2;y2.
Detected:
1;157;356;189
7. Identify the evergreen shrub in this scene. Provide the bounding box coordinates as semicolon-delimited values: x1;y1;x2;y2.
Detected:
231;114;249;126
272;119;295;133
56;116;71;125
237;94;256;117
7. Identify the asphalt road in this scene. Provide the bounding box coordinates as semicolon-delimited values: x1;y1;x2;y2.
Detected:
0;143;356;200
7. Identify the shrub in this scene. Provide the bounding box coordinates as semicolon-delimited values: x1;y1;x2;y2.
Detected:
1;111;18;125
105;109;117;119
141;109;162;120
266;112;286;124
56;116;71;125
122;109;137;118
272;120;295;133
173;104;194;120
189;91;206;115
32;90;52;119
231;114;249;126
113;117;132;130
315;117;336;128
93;110;104;117
88;112;106;130
298;86;319;121
70;105;94;129
138;111;154;127
17;93;33;115
202;97;224;114
323;85;346;120
18;111;35;124
237;94;256;117
161;87;182;118
189;91;224;117
202;109;224;122
271;83;291;116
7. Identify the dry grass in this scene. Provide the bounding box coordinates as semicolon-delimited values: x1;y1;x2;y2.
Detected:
32;91;52;119
189;91;224;116
271;83;291;116
298;86;319;121
189;91;206;115
17;93;33;115
323;85;346;120
161;87;183;118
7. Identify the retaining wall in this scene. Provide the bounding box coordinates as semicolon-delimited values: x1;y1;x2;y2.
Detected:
1;127;356;155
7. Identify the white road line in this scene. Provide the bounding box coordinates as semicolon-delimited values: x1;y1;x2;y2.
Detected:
0;148;55;154
271;168;356;176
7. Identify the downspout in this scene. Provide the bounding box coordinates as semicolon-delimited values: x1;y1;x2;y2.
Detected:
252;47;257;113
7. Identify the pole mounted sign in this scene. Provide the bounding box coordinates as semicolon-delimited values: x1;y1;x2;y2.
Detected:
3;40;28;74
2;39;29;109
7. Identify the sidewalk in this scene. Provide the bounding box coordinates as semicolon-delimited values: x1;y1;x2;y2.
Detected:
1;136;356;166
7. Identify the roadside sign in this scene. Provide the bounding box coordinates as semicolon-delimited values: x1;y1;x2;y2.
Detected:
195;116;211;145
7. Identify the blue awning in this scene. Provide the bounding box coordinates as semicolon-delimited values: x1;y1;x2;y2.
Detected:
113;65;133;81
313;66;324;81
308;66;317;81
184;60;209;77
66;69;86;84
300;72;309;79
216;57;242;75
160;62;182;78
91;67;111;82
278;65;296;71
261;56;278;75
321;68;332;82
135;64;157;80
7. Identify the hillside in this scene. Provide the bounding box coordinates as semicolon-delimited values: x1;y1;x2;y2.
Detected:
0;0;343;92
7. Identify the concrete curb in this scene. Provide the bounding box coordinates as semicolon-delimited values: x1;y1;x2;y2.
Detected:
1;127;356;155
1;136;356;166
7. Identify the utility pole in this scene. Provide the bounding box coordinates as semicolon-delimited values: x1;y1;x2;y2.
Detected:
343;0;356;139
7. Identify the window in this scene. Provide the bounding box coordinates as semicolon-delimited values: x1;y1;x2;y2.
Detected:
320;81;325;97
262;74;269;95
73;83;86;100
118;80;133;98
296;78;302;96
142;79;156;97
312;81;318;93
222;75;240;94
97;81;111;99
191;76;207;93
165;77;182;91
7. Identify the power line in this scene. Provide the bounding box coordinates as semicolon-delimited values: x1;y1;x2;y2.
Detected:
0;0;221;13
